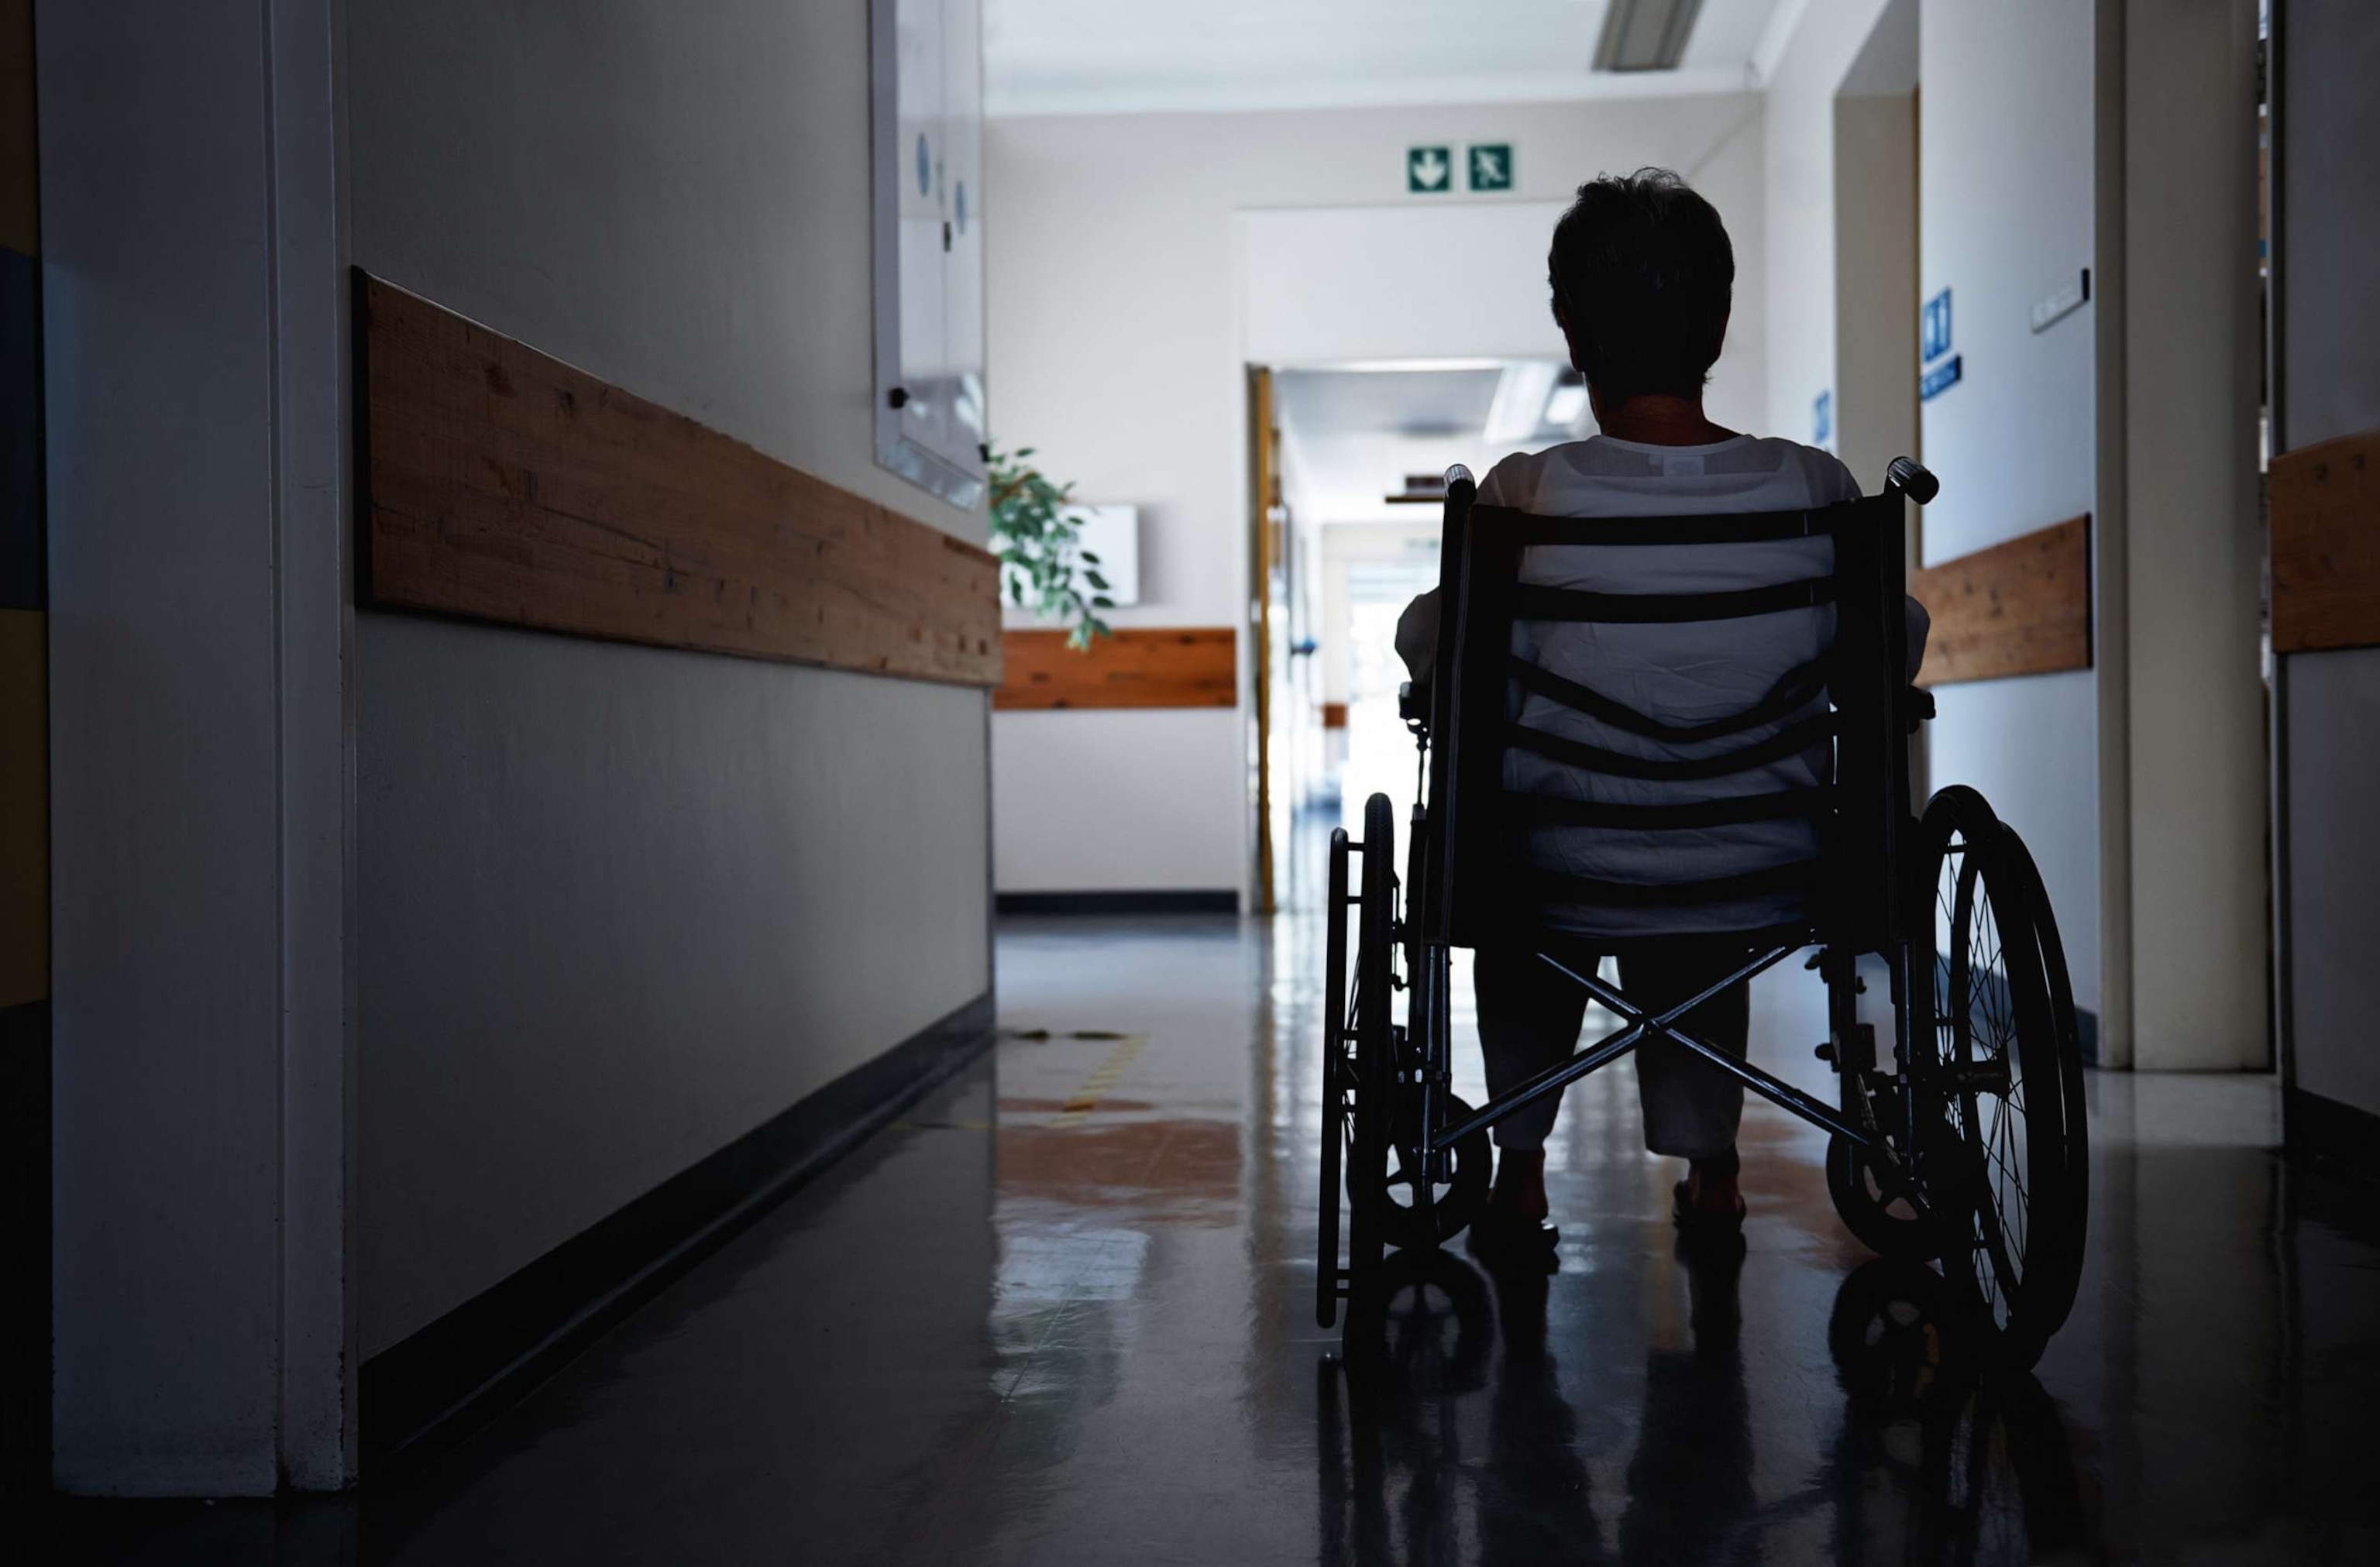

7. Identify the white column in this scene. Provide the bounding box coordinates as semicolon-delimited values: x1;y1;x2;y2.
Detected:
40;0;353;1495
2115;0;2268;1070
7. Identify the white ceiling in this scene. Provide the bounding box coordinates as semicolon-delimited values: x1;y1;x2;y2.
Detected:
985;0;1790;117
1277;363;1584;523
1274;366;1506;438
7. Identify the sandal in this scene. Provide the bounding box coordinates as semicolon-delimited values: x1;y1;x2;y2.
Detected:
1673;1178;1748;1233
1467;1201;1560;1272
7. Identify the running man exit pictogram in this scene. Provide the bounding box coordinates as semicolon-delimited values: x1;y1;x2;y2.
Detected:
1468;144;1513;192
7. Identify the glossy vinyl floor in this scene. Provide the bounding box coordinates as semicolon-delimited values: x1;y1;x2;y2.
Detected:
43;913;2380;1565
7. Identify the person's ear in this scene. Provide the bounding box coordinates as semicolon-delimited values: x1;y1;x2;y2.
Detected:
1554;307;1587;377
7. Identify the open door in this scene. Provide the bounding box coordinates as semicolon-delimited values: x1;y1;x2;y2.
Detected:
1248;365;1280;914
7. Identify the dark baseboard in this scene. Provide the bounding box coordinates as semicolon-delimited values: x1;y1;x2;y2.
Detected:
360;989;996;1470
996;890;1237;916
0;1001;50;1495
2285;1084;2380;1186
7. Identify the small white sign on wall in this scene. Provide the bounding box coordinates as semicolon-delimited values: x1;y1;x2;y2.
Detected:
1003;504;1141;610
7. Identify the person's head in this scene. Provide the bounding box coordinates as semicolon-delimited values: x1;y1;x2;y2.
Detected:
1546;168;1734;410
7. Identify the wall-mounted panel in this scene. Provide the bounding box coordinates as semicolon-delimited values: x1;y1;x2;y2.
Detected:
358;274;1001;686
995;627;1235;710
871;0;986;507
2271;430;2380;655
1910;514;2091;686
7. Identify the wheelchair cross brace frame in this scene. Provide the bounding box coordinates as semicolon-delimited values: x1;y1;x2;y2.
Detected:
1413;940;1935;1226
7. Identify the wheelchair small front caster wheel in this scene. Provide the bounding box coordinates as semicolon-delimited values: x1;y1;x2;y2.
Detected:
1826;1131;1946;1262
1372;1097;1490;1251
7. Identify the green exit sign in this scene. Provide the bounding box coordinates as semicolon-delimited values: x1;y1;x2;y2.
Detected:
1407;146;1452;194
1467;144;1513;192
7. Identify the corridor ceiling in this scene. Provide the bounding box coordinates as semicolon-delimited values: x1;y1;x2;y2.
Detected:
985;0;1786;117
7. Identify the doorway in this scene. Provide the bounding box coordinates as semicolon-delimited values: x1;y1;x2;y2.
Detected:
1250;358;1584;910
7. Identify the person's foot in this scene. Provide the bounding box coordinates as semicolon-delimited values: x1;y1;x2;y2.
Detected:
1491;1148;1550;1225
1470;1149;1558;1270
1684;1156;1742;1216
1672;1149;1747;1232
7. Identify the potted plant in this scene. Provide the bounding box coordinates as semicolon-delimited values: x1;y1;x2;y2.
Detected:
989;444;1114;651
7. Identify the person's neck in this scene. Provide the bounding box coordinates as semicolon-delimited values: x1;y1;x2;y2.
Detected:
1591;392;1738;448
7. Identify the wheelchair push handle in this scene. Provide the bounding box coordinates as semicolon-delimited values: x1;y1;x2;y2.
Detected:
1884;455;1939;505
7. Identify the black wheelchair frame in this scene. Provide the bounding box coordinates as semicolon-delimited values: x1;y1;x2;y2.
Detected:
1319;458;2089;1370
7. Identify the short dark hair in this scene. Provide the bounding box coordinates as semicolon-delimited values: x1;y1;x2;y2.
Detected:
1547;168;1735;402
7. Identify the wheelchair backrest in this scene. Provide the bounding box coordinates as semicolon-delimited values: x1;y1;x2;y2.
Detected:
1419;478;1911;952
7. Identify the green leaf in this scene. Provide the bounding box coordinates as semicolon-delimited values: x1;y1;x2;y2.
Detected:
1092;596;1116;608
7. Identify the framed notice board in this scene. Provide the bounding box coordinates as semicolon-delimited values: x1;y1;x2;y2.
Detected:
871;0;987;509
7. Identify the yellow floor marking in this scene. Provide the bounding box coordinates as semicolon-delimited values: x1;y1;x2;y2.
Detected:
1049;1033;1149;1128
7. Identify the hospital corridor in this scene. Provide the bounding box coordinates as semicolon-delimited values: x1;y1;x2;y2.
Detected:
7;2;2379;1564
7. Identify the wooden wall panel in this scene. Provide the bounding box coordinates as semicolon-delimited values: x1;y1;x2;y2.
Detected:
357;274;1001;686
995;628;1236;710
1910;515;2092;686
2272;431;2380;654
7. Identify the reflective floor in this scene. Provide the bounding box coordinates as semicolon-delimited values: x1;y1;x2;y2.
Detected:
40;914;2380;1564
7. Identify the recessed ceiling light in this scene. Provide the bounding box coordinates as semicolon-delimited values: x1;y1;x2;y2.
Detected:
1593;0;1707;73
1483;362;1560;445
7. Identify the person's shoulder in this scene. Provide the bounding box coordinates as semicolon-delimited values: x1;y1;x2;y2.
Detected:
1475;449;1550;508
1748;436;1862;504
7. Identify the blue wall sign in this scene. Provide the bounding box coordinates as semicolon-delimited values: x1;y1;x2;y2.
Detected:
1813;389;1832;445
1921;288;1953;363
1920;354;1964;402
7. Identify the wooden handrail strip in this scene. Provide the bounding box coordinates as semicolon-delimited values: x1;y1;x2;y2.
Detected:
995;627;1236;710
356;273;1000;686
1910;515;2092;687
2272;431;2380;655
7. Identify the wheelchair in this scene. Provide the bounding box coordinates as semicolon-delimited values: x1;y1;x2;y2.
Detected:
1318;458;2089;1370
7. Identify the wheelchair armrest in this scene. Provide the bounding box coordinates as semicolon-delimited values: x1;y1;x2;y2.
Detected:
1398;679;1432;742
1907;686;1935;733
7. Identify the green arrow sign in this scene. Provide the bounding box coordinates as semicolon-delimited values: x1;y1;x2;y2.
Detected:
1407;146;1451;194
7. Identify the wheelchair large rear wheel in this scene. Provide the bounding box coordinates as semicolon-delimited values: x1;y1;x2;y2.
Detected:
1345;794;1398;1287
1316;826;1353;1328
1920;786;2088;1369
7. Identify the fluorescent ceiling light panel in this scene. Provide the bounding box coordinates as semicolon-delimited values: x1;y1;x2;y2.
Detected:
1543;382;1591;428
1594;0;1707;72
1483;361;1561;446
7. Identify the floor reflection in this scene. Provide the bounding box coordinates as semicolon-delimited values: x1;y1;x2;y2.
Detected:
1318;1248;2107;1566
33;912;2380;1566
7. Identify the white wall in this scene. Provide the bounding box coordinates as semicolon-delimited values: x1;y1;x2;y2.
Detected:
2278;0;2380;1118
42;0;352;1496
346;0;991;1355
357;624;989;1354
1917;0;2107;1019
988;94;1765;897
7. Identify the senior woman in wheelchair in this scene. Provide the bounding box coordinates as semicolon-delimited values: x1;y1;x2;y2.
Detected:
1395;168;1928;1263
